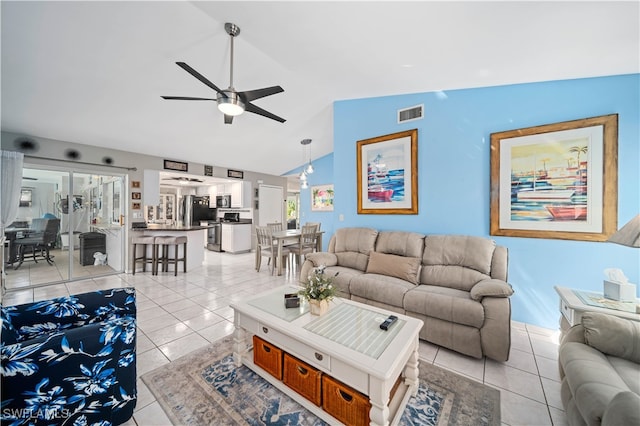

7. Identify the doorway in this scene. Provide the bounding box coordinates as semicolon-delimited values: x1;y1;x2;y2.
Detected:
258;185;284;226
4;166;125;291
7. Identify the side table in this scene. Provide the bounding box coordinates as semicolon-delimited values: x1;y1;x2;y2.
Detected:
554;285;640;332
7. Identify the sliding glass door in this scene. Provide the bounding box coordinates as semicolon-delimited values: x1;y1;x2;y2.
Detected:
4;166;125;291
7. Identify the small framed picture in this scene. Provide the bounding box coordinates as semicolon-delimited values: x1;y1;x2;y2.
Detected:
132;202;141;210
132;192;141;200
131;181;140;188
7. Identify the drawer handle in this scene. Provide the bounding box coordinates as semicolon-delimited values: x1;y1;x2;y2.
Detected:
315;352;323;361
338;389;353;403
262;326;268;334
296;366;308;376
263;345;271;353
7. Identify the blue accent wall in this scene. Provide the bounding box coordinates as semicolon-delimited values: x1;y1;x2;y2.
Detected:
296;74;639;329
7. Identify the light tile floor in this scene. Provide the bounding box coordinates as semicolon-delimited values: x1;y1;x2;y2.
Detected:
3;250;568;426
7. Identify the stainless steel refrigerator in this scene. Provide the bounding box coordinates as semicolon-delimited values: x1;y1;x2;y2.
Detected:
182;195;214;227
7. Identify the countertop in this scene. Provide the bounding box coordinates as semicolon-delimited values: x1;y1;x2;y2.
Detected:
131;225;213;231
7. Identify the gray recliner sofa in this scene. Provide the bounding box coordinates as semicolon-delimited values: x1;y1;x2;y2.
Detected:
300;227;514;361
559;312;640;426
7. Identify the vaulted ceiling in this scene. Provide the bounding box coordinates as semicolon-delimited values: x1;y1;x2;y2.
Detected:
2;1;638;176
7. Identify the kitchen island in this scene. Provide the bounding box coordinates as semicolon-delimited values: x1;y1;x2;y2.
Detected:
131;224;211;272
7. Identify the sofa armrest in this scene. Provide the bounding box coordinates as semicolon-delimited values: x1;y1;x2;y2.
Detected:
470;279;513;301
304;252;338;267
560;324;586;345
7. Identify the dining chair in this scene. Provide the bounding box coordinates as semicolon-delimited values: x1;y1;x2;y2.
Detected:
256;225;291;274
265;222;295;265
288;223;319;266
266;222;283;232
14;218;60;269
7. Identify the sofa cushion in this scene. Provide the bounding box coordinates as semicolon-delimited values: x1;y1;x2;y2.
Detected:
375;231;424;258
366;251;421;285
349;274;415;309
322;265;364;296
601;391;640;426
421;235;496;291
403;285;485;328
608;356;640;395
334;228;378;271
582;312;640;364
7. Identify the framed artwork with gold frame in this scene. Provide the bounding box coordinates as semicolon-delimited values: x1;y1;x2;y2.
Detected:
357;129;418;215
490;114;618;242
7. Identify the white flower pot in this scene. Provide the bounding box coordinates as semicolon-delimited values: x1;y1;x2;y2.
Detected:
309;299;329;316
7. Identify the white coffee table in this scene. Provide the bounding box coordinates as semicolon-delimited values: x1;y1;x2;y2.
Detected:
231;285;423;426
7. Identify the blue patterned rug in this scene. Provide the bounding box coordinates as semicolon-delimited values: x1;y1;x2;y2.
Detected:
142;336;500;425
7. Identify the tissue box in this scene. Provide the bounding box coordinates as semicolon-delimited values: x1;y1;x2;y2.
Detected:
603;280;637;302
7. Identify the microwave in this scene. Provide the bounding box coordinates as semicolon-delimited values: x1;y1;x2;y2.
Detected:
216;195;231;208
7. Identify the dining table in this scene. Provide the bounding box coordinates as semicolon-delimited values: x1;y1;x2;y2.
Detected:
271;228;324;276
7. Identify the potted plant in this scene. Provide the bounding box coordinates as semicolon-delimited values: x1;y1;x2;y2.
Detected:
299;265;338;315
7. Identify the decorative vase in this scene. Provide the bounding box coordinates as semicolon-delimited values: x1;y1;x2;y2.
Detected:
309;299;329;316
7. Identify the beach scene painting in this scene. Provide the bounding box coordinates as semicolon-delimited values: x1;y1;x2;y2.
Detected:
509;138;591;223
357;129;418;214
491;114;619;241
311;184;334;211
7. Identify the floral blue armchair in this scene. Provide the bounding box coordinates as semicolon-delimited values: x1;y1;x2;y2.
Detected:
1;288;136;425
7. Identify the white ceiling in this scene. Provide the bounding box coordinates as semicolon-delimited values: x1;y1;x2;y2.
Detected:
2;1;638;177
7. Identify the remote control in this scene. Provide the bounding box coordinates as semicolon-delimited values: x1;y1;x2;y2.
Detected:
379;315;398;331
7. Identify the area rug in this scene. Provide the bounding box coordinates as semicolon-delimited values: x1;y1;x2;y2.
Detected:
142;336;500;425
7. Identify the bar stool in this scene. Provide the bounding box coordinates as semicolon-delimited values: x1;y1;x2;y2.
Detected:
132;236;156;275
154;235;187;276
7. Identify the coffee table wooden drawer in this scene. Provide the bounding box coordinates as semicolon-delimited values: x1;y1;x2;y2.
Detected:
258;323;330;371
253;336;283;380
322;375;371;426
283;353;323;406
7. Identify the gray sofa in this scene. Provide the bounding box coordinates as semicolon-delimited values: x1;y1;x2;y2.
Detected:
300;227;514;362
559;312;640;426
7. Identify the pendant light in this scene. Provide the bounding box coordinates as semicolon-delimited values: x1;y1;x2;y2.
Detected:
299;138;313;189
301;139;313;175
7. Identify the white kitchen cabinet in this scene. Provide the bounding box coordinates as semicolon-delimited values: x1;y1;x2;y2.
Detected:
231;181;252;208
145;194;175;223
221;223;251;253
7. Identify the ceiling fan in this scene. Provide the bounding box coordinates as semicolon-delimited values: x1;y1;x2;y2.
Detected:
162;177;204;184
162;22;285;124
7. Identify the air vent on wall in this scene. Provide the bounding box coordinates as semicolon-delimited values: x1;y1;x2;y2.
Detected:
397;104;424;123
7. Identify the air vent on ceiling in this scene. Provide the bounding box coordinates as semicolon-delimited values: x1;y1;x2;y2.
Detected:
397;104;424;124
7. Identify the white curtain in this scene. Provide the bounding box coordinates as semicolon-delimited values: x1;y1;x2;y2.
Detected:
1;150;24;294
1;150;24;230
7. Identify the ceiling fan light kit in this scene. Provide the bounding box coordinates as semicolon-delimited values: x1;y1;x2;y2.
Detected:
161;22;285;124
217;92;245;116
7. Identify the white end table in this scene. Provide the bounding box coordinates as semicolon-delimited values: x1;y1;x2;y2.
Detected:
554;285;640;331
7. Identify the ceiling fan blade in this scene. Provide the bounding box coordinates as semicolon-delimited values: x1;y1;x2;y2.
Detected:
245;102;286;123
224;114;234;124
175;62;226;96
161;96;216;101
239;86;284;102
